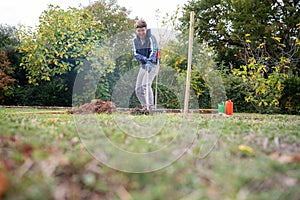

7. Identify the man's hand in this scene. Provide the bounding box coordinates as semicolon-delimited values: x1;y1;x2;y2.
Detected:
142;56;148;63
145;61;152;72
148;57;157;63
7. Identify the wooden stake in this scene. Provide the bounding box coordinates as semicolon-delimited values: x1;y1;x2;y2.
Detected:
154;59;159;109
146;70;149;110
183;11;195;114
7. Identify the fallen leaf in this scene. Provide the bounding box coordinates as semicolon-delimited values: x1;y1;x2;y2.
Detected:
270;153;300;164
71;137;79;145
18;158;34;177
0;171;9;197
20;144;33;157
39;154;61;177
116;186;133;200
0;136;19;147
263;138;269;149
238;145;254;154
84;159;102;174
274;137;280;150
59;155;70;166
82;173;96;187
1;158;16;171
53;182;69;200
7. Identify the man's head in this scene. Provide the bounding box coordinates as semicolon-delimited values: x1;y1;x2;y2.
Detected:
135;19;147;39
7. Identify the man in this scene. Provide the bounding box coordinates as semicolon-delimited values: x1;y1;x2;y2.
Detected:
132;19;158;114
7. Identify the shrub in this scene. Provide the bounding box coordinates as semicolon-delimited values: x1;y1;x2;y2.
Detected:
0;50;15;104
222;71;255;113
232;57;287;113
280;75;300;115
8;76;71;106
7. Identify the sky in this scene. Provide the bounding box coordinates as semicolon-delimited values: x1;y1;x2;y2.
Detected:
0;0;188;28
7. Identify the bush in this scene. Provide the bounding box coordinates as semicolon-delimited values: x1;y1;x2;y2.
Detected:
222;71;255;113
280;75;300;115
7;76;71;106
0;50;15;104
222;67;300;115
232;57;288;113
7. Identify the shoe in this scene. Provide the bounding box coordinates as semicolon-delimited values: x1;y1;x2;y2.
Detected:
131;107;143;115
141;106;152;115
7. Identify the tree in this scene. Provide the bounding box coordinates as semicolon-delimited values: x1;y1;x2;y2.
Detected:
19;1;135;85
0;24;24;85
232;57;287;112
176;0;300;113
0;25;21;104
232;27;300;113
162;38;226;109
85;0;135;101
17;1;135;106
0;50;15;103
18;5;107;84
178;0;300;69
178;0;235;66
85;0;134;34
0;25;19;51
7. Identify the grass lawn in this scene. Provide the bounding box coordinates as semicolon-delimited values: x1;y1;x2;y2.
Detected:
0;108;299;200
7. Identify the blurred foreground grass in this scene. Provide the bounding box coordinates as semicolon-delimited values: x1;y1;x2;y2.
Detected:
0;108;299;200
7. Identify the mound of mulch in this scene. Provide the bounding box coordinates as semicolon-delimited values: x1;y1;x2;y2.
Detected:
68;99;115;114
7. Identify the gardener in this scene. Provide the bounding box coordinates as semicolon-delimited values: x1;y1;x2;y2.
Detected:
132;19;158;113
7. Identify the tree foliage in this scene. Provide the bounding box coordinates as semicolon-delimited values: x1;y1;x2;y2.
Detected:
176;0;300;113
18;5;106;84
233;57;288;112
0;25;19;51
179;0;300;69
0;50;15;103
230;25;300;113
281;74;300;114
9;1;135;106
85;0;134;34
162;39;225;109
18;0;134;85
0;25;21;104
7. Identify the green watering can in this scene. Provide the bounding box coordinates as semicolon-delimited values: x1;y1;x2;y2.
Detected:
218;102;225;113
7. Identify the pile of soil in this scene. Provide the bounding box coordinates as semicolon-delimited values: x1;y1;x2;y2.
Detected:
69;99;115;114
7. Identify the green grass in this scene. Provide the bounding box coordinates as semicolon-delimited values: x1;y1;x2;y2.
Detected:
0;108;299;199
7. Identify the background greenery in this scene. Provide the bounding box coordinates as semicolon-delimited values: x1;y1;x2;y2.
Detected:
0;0;299;114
